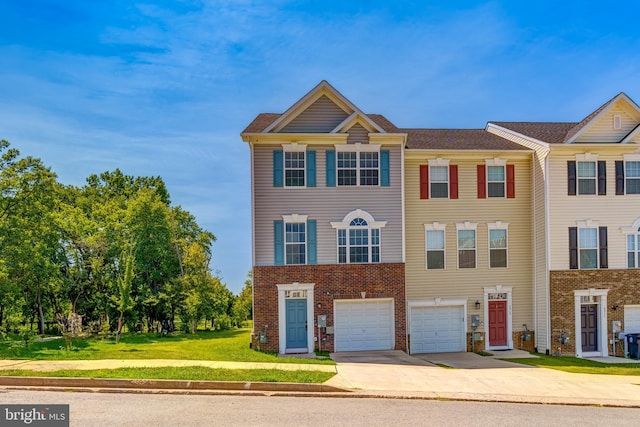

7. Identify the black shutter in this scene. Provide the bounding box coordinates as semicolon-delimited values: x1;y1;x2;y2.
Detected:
599;227;608;269
597;160;606;195
568;161;577;196
569;227;578;269
615;161;624;195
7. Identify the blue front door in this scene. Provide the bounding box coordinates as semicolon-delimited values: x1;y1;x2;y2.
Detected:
286;299;307;349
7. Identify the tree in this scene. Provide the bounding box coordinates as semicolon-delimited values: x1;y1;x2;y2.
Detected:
232;272;252;327
114;248;135;344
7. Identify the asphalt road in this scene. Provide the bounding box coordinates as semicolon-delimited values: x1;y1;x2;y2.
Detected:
1;390;639;427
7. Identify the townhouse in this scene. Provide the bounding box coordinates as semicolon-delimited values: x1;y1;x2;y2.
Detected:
242;81;640;357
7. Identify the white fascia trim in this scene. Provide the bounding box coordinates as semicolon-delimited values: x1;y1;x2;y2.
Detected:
573;289;609;358
276;283;315;355
282;143;307;152
263;81;355;133
282;214;308;223
425;222;447;231
486;123;551;149
331;112;385;134
485;158;507;167
330;209;388;229
567;93;638;144
428;158;450;167
334;142;381;152
621;124;640;144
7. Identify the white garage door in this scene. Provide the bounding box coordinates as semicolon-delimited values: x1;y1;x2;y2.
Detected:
334;299;394;352
624;306;640;333
410;306;465;354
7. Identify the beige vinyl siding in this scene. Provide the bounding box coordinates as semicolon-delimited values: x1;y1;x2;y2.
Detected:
253;144;403;265
547;149;640;270
280;95;349;133
347;124;370;144
575;103;640;143
404;155;534;333
488;126;550;351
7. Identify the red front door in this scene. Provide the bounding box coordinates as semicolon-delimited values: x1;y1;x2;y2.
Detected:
488;301;508;347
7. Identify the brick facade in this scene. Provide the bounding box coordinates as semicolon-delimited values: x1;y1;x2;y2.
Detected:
252;263;406;353
550;269;640;356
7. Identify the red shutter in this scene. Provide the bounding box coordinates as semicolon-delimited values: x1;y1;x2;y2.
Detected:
506;164;515;198
449;165;458;199
477;165;486;199
420;165;429;199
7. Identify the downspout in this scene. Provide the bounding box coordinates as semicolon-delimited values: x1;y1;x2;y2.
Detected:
544;154;551;354
249;140;256;342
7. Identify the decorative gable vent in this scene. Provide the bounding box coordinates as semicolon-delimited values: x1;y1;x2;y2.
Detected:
613;114;622;129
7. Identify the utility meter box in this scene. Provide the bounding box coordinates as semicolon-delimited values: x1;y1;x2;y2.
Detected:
612;320;621;333
471;315;480;328
317;315;327;328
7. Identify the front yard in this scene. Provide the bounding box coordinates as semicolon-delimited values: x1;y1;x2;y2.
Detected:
503;354;640;375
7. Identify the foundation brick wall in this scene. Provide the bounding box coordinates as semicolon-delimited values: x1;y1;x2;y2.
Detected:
465;331;535;353
252;263;406;353
550;269;640;356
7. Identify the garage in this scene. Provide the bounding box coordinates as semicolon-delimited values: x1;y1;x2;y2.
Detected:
334;299;395;352
410;305;465;354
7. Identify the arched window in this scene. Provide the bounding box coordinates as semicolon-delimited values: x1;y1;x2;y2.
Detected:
331;209;386;264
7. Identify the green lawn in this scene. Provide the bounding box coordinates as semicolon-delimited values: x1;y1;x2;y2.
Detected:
502;354;640;375
0;328;334;365
0;367;334;383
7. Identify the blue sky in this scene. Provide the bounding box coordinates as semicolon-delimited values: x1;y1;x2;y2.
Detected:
1;1;639;293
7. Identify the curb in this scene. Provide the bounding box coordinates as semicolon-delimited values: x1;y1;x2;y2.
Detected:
0;376;349;393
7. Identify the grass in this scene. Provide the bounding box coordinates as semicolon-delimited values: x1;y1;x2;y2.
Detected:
0;328;334;365
502;354;640;375
0;366;334;383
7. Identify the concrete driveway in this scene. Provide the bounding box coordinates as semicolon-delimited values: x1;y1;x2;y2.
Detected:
326;350;640;407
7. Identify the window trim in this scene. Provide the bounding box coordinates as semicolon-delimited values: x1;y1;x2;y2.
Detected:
331;209;386;264
334;143;381;187
624;155;640;195
488;222;509;269
282;214;308;265
456;222;477;269
428;158;450;199
486;158;506;198
282;143;307;188
425;222;446;270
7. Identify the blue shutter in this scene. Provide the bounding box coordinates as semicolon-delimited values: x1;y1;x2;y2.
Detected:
306;150;316;187
274;220;284;265
380;150;390;186
326;150;336;187
273;150;283;187
307;219;317;264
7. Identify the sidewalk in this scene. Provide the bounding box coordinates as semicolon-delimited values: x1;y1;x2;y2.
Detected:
2;353;640;407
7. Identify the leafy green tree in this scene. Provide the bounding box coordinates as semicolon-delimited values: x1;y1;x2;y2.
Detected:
232;272;253;327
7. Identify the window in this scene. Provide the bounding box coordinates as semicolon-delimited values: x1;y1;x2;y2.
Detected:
274;216;317;266
285;222;305;265
628;229;640;268
425;226;445;269
626;162;640;194
568;157;605;196
487;166;505;198
284;152;305;187
273;145;316;188
337;152;357;186
430;166;449;198
577;161;596;195
457;223;477;268
569;225;608;269
420;160;458;199
477;160;514;199
331;209;386;264
337;151;378;186
488;224;508;268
